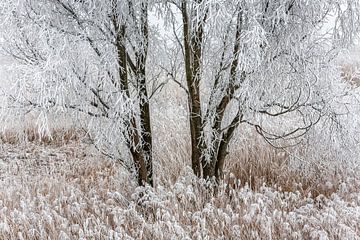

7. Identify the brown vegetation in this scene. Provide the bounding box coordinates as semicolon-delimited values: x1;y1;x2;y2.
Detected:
342;63;360;86
0;126;82;145
0;137;358;239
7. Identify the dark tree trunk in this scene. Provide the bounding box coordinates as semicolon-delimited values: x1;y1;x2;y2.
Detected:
181;0;204;177
136;1;153;186
112;0;152;186
181;1;244;182
129;119;149;186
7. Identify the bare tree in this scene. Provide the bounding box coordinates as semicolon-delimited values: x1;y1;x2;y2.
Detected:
0;0;156;186
164;0;360;181
1;0;359;186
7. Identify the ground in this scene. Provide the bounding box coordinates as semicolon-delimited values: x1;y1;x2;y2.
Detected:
0;141;359;239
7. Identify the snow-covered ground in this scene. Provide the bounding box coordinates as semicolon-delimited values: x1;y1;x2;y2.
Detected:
0;141;358;239
0;40;360;239
0;65;359;239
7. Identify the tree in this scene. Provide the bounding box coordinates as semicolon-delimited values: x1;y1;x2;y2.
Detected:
0;0;156;186
1;0;359;186
164;0;360;180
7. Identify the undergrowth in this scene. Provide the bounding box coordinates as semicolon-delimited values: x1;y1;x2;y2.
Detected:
0;136;358;239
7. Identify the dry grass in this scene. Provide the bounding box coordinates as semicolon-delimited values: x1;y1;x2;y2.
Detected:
342;63;360;86
0;126;83;146
0;133;358;239
225;142;342;199
0;84;358;238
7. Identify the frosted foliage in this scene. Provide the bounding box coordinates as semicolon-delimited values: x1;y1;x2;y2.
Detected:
0;0;359;175
0;146;360;239
161;0;360;160
0;1;360;238
0;0;157;163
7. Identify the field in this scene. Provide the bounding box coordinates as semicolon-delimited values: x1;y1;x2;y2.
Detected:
0;128;359;239
0;3;360;238
0;69;359;239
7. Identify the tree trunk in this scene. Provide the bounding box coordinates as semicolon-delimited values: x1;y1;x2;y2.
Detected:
181;0;203;177
112;1;152;186
137;1;153;186
181;1;243;183
137;55;153;186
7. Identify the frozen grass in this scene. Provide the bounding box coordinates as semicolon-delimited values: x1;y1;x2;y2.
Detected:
0;139;359;239
0;126;81;145
0;74;359;239
342;63;360;86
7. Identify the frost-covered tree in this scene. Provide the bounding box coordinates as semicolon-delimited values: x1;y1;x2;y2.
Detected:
1;0;360;186
163;0;360;180
0;0;156;186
